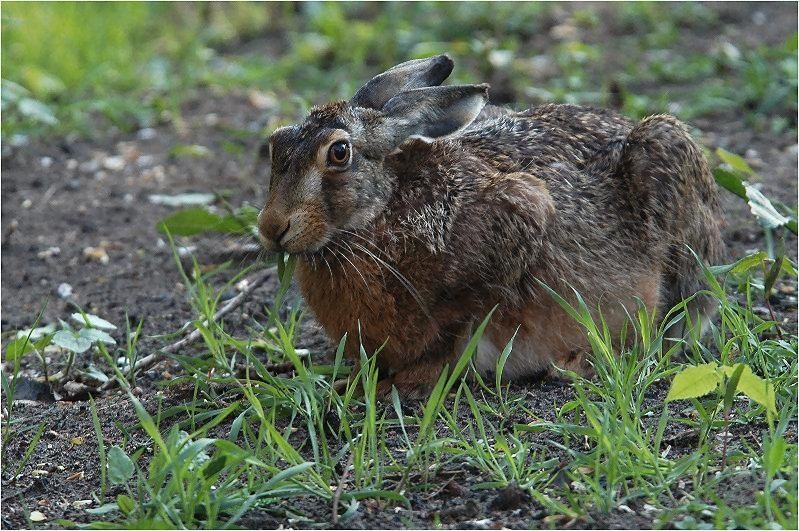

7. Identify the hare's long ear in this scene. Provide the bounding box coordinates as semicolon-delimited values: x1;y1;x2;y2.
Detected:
350;55;454;110
379;84;489;148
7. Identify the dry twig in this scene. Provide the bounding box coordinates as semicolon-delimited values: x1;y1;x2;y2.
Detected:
100;266;275;391
332;452;354;525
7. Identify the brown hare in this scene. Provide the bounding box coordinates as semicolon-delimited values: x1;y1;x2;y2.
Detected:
257;55;725;398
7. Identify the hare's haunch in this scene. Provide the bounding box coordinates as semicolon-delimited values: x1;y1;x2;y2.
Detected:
258;55;725;398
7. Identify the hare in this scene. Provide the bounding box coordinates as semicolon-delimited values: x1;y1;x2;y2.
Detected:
258;55;725;398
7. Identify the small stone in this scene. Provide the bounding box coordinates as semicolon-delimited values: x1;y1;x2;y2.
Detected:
137;154;155;168
40;156;53;168
79;159;100;173
102;156;125;171
94;170;107;181
29;510;46;522
204;113;219;126
72;499;92;508
488;49;513;68
550;23;578;41
22;198;33;209
780;284;796;294
527;55;557;78
137;127;157;140
64;179;81;191
57;283;73;299
117;141;140;162
248;90;277;110
37;246;61;259
83;246;109;264
66;159;78;170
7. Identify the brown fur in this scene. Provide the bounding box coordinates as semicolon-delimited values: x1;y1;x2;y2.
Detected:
258;56;726;398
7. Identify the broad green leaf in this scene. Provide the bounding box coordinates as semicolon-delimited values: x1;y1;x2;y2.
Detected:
707;251;768;276
666;362;720;401
16;323;56;340
746;186;791;229
85;503;119;515
4;334;52;361
202;456;227;479
765;435;787;476
52;330;92;353
156;208;246;236
79;328;116;345
17;97;58;125
71;313;117;330
717;147;754;175
169;144;211;158
107;446;134;484
722;364;776;416
713;168;746;199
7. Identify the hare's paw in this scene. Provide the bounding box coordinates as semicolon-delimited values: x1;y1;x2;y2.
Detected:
376;378;435;401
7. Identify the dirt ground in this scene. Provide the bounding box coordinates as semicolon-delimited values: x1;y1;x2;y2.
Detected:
2;3;797;529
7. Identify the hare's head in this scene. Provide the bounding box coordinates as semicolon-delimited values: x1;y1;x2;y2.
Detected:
258;55;488;254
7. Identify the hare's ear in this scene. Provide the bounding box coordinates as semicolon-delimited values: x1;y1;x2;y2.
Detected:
350;55;454;110
380;84;489;147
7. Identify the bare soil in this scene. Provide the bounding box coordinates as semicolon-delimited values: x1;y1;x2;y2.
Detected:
1;3;796;529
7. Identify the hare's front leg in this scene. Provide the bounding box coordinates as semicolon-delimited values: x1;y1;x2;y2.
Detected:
375;354;456;399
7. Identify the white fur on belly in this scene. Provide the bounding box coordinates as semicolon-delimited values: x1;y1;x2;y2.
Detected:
474;335;551;381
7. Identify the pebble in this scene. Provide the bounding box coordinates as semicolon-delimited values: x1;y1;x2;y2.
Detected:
779;284;796;294
248;90;277;110
137;154;155;168
83;246;109;264
79;159;100;173
137;127;157;140
526;54;557;79
550;22;578;41
22;198;32;209
102;156;125;171
488;49;513;68
64;179;81;191
37;246;61;259
66;159;78;171
40;156;53;168
57;283;73;299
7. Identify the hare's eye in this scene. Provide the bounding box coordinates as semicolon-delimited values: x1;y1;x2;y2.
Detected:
327;140;351;167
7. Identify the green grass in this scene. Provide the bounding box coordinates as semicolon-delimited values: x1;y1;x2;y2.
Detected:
2;2;796;140
25;243;788;529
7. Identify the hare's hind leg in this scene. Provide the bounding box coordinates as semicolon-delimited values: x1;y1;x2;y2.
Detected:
621;114;725;345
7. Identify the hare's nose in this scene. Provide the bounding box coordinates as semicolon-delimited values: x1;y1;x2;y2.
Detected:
259;211;291;247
